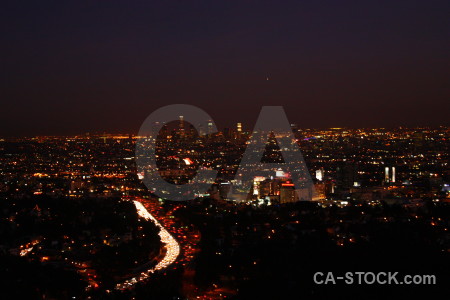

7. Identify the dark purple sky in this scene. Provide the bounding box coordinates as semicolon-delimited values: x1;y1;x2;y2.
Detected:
1;0;449;136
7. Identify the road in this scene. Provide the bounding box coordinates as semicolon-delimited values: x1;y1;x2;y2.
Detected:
115;200;180;290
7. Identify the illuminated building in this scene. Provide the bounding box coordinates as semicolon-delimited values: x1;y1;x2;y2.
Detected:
315;168;324;181
207;120;214;135
280;181;297;203
384;166;396;184
392;166;396;183
385;167;389;182
179;115;185;137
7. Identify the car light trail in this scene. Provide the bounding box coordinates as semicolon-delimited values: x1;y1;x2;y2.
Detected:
19;240;40;256
115;200;180;290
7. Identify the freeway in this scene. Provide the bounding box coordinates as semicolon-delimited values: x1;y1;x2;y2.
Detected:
115;200;180;290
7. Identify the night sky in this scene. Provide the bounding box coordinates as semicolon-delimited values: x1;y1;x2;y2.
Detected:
1;1;449;136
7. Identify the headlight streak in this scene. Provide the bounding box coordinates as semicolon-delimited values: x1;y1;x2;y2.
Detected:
19;240;40;256
115;200;180;290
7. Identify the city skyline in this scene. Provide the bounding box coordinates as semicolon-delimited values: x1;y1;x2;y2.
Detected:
1;2;448;298
1;123;449;138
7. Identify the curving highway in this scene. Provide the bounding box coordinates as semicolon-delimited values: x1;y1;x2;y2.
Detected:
115;200;180;290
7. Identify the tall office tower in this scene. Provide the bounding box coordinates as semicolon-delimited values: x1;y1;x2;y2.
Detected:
315;168;324;181
236;122;242;139
292;124;301;140
336;161;357;189
187;124;196;139
314;182;326;200
198;124;205;136
413;132;425;150
217;182;232;200
179;115;184;127
179;116;185;137
385;167;389;182
384;166;396;184
158;122;170;140
280;181;297;203
207;120;214;135
152;121;169;140
290;123;299;134
392;166;396;183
